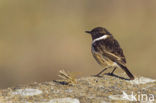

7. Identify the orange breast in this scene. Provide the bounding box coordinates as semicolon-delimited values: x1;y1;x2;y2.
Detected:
92;50;115;67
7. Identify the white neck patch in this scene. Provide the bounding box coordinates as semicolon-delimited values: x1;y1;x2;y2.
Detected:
92;35;109;44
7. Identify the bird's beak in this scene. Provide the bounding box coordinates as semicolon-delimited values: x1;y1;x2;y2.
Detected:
85;31;91;34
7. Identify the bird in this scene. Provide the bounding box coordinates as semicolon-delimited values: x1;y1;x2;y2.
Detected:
85;27;134;80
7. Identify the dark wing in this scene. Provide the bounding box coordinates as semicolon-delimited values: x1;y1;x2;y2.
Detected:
93;36;126;65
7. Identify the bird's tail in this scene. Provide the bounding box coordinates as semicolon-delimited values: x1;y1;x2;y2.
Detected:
119;64;134;80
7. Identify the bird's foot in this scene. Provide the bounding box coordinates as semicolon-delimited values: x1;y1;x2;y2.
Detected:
105;72;115;76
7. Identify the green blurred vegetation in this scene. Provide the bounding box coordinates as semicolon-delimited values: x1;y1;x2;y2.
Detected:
0;0;156;88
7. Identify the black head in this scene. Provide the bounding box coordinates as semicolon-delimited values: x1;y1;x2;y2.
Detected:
85;27;111;40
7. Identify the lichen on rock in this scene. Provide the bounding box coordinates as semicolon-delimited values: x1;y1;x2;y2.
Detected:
0;73;155;103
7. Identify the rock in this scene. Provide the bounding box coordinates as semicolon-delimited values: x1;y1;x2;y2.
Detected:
0;73;155;103
48;98;80;103
12;88;42;96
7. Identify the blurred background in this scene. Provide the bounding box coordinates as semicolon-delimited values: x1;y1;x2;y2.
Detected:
0;0;156;88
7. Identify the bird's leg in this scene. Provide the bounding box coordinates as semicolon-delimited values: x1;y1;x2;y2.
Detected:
95;68;108;77
110;67;117;75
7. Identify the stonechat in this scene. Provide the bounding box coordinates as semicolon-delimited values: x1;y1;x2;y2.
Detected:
86;27;134;80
